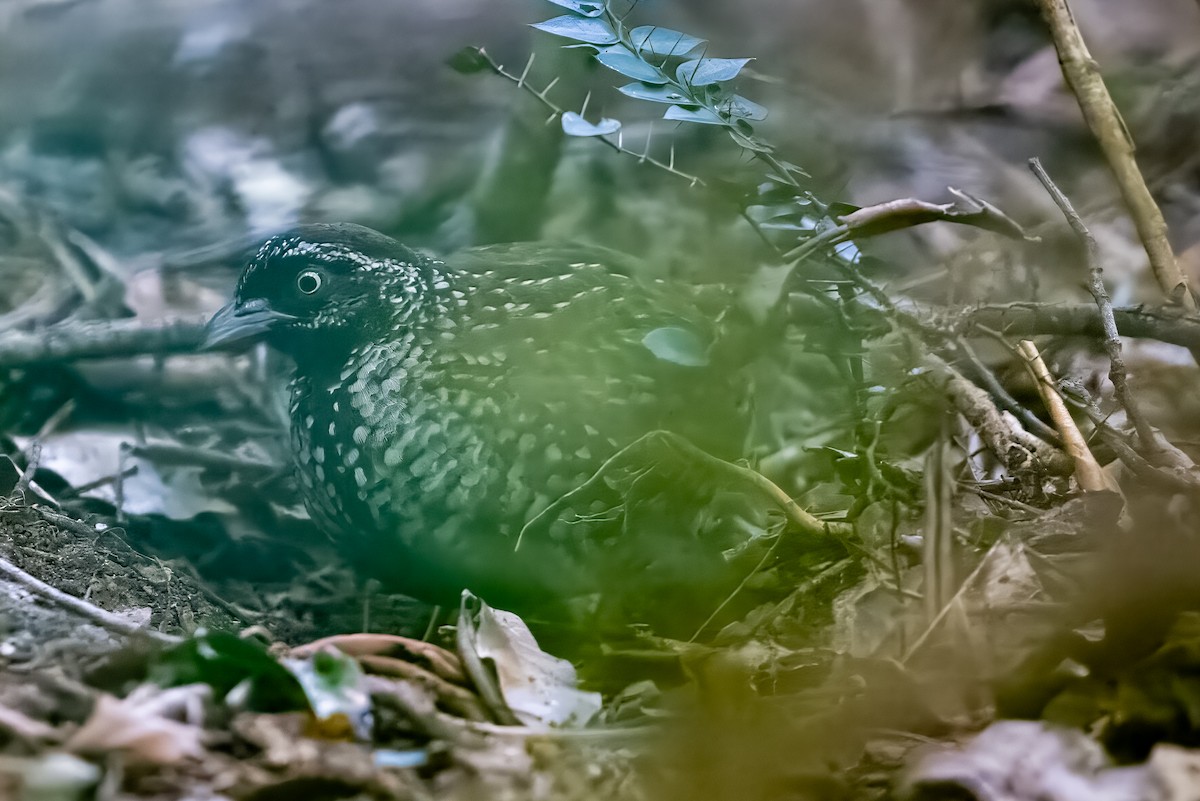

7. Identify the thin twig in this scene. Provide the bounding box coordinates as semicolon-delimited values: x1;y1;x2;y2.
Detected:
923;420;954;621
960;483;1043;516
12;400;76;500
0;319;206;368
474;48;705;187
515;430;849;551
12;442;40;500
1034;0;1194;307
957;303;1200;351
0;554;178;644
1028;157;1161;455
688;522;784;643
955;336;1060;445
921;354;1073;477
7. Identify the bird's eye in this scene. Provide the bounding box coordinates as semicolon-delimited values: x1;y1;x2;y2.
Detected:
296;270;323;295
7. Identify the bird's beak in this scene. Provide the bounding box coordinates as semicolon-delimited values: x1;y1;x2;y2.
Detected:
202;298;296;350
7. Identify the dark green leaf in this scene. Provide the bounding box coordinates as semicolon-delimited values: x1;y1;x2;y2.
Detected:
0;455;17;496
595;50;667;83
545;0;605;17
561;111;621;136
676;57;751;86
446;46;490;75
618;82;690;104
778;160;812;178
531;15;618;45
664;105;724;126
150;630;306;712
629;26;705;57
642;327;709;367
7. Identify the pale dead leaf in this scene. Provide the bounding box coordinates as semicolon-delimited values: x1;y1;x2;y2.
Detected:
66;684;208;764
473;602;601;728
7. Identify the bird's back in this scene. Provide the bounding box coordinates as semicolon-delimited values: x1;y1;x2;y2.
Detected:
290;241;758;609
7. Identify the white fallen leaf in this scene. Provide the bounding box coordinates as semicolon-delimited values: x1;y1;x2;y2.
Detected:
473;602;600;728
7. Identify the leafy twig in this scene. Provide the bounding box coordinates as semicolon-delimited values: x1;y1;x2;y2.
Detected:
465;48;706;187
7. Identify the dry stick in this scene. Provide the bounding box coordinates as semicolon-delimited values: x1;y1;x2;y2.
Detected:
1016;340;1114;492
0;319;206;368
1028;159;1160;452
955;336;1060;445
1035;0;1194;308
921;354;1073;477
12;400;76;500
1028;158;1196;472
923;420;954;622
0;554;179;644
960;303;1200;352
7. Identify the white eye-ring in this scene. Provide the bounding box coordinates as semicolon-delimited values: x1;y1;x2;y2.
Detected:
297;270;323;295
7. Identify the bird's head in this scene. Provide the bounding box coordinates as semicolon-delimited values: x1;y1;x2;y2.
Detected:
203;223;439;361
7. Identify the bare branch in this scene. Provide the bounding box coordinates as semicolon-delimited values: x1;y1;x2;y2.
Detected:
1034;0;1194;307
1016;339;1114;492
1028;158;1161;454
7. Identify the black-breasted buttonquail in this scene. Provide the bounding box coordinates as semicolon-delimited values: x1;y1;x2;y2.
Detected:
205;223;771;630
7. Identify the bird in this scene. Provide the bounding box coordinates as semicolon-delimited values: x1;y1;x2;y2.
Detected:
204;223;775;634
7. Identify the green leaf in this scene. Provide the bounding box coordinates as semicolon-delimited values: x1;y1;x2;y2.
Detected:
664;105;725;125
835;240;862;263
446;46;490;75
545;0;605;16
561;111;622;136
618;82;691;104
595;50;667;83
150;630;306;712
721;94;768;121
728;128;774;152
629;26;705;57
676;57;752;86
531;15;618;45
642;327;709;367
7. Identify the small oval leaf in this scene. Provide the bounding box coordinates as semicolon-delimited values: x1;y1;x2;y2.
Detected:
561;111;622;137
642;327;709;367
629;26;706;57
676;57;751;86
447;46;490;75
531;15;618;45
728;128;775;152
722;94;768;121
545;0;605;17
595;51;667;83
664;105;725;126
618;82;691;104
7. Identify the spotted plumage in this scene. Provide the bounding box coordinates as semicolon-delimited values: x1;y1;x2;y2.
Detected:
205;223;766;622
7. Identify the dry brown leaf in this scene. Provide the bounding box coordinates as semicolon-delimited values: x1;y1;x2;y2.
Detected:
66;684;208;765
